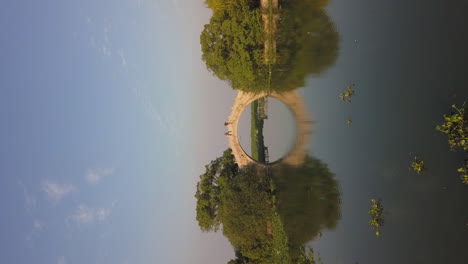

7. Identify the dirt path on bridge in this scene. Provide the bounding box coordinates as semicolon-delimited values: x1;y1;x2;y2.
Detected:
261;0;278;63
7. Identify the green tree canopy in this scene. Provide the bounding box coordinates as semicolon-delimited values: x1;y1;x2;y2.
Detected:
218;165;273;261
195;149;239;232
205;0;241;13
200;0;267;92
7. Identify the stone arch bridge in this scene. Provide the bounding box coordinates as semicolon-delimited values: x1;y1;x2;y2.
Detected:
226;90;312;168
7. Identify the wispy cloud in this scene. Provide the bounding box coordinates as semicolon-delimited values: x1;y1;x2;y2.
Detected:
42;180;75;204
117;50;127;66
85;168;114;185
101;45;112;56
18;181;36;212
25;219;45;247
69;204;111;226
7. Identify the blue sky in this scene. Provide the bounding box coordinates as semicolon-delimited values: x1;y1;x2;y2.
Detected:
0;1;235;263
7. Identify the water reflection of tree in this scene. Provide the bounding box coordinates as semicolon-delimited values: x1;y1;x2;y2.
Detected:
273;156;341;261
200;0;339;93
272;4;339;92
195;149;341;263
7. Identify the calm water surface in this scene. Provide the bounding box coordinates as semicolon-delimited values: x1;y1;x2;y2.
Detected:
304;1;468;263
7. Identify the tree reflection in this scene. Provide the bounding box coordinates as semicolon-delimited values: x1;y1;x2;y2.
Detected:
271;4;339;92
273;156;341;261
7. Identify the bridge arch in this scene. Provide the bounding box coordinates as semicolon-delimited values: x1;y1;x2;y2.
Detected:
226;90;312;168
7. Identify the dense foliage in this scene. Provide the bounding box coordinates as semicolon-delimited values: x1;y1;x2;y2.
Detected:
200;0;267;92
195;149;274;262
195;149;239;232
205;0;242;13
195;151;341;263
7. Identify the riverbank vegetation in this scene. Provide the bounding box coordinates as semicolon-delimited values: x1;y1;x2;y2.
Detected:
195;149;341;263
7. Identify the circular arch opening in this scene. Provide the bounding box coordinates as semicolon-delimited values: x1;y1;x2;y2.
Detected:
237;96;296;164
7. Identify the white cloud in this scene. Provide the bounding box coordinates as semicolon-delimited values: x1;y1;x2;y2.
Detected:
42;180;75;204
70;204;111;225
85;168;114;185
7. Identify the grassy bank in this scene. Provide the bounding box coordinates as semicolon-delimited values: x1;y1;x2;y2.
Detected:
251;99;266;162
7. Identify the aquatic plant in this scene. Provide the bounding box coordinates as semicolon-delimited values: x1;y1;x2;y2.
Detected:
368;199;384;236
457;161;468;185
339;84;355;103
436;102;467;151
411;156;425;175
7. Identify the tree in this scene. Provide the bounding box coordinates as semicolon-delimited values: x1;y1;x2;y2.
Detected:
227;250;248;264
218;165;273;261
200;0;267;93
205;0;241;13
195;149;238;232
195;151;273;262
